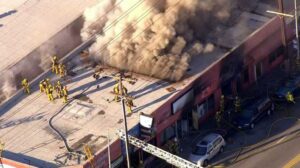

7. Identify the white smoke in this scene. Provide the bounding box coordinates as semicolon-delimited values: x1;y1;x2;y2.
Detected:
81;0;238;81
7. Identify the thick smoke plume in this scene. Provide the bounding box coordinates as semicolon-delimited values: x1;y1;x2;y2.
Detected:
81;0;238;81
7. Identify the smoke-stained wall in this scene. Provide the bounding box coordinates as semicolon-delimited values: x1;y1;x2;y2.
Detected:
81;0;247;82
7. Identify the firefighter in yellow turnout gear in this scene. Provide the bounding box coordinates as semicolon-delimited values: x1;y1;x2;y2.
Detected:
58;63;66;78
125;98;135;114
46;84;54;101
62;86;68;103
234;96;241;113
113;83;128;102
286;91;295;104
21;78;30;94
51;56;59;74
55;81;63;98
39;80;45;93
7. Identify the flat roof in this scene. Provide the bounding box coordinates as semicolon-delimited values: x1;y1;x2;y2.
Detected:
0;2;276;167
0;0;97;73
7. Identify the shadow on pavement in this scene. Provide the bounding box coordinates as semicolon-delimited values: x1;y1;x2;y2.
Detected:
0;112;46;129
0;10;17;19
130;80;169;99
133;91;178;112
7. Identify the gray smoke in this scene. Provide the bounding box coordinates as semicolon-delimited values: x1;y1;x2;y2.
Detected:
81;0;240;81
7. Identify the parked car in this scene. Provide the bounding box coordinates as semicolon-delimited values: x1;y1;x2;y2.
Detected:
188;133;226;167
233;96;274;129
274;75;300;100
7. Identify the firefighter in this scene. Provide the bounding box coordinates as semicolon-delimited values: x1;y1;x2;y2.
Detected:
39;80;45;93
286;91;295;104
220;95;225;113
215;110;222;128
62;86;68;103
58;63;66;78
125;98;135;114
113;82;128;102
113;83;120;102
43;79;48;90
21;78;30;94
51;56;59;74
55;81;63;98
46;84;54;101
234;96;241;113
41;78;50;95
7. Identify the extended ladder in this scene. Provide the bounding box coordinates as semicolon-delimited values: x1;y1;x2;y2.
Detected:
0;140;4;158
117;129;200;168
84;144;95;168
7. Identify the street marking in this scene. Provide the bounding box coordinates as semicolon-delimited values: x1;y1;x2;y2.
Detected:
283;153;300;168
276;136;287;144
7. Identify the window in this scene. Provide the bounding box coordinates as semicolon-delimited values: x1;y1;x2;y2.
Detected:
193;146;207;155
213;137;222;147
172;89;194;114
207;144;213;153
160;125;175;144
243;68;249;83
196;94;215;118
269;46;284;63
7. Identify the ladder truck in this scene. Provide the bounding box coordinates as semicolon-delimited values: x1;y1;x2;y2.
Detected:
117;129;201;168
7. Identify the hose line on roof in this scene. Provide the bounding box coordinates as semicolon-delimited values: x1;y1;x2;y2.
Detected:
48;84;93;157
48;102;75;153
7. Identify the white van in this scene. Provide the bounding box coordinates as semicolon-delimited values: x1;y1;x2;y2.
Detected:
188;133;226;167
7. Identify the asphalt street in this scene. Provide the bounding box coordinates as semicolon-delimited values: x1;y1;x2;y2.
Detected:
174;61;300;168
224;101;300;168
180;98;300;168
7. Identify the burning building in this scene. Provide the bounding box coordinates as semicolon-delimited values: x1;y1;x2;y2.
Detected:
0;0;297;167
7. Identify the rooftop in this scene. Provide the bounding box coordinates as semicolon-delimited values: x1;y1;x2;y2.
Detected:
0;1;279;167
0;0;97;73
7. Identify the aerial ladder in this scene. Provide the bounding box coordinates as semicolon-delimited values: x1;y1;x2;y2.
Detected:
83;144;95;168
0;140;4;158
117;129;201;168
